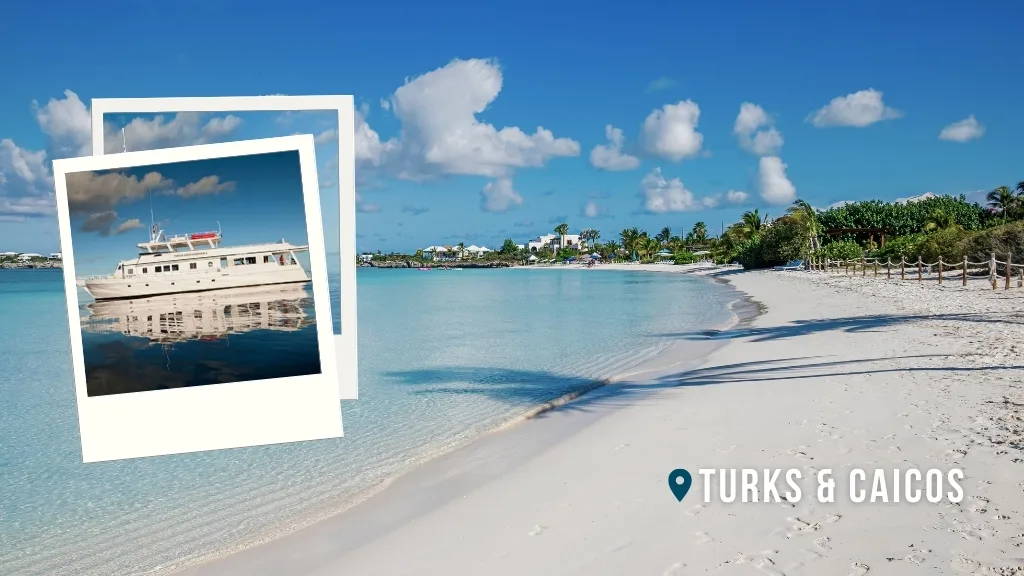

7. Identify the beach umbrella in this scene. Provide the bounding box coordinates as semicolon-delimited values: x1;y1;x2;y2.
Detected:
590;253;601;258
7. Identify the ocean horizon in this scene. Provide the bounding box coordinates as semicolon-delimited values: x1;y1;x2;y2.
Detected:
0;265;740;575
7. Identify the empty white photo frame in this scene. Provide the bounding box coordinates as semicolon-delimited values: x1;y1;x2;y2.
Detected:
54;135;343;462
90;96;358;401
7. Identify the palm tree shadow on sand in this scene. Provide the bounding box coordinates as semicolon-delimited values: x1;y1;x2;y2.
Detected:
386;309;1023;417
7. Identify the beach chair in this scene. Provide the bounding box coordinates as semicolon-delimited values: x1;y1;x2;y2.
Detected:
773;259;805;271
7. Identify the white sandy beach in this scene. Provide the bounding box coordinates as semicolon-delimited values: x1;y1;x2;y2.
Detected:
178;267;1024;576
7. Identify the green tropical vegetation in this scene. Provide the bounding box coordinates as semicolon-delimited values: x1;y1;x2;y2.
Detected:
356;183;1024;269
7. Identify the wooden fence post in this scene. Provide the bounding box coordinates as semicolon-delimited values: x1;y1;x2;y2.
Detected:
962;256;968;287
1006;252;1013;290
900;257;905;280
861;255;867;277
917;256;923;282
938;257;943;284
990;253;997;290
886;259;891;280
874;260;878;277
845;260;849;275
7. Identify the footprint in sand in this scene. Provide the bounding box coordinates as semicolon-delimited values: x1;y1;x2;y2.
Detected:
695;531;716;545
787;448;813;460
528;525;546;536
813;536;832;552
905;549;929;565
950;553;981;573
684;504;704;516
847;562;870;575
661;562;686;576
970;496;990;514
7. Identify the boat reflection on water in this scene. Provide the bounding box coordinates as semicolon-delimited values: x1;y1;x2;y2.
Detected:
80;284;315;343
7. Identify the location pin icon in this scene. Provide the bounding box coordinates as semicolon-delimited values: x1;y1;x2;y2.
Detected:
668;468;692;502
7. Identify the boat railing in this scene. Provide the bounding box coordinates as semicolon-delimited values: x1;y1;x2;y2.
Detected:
139;241;308;254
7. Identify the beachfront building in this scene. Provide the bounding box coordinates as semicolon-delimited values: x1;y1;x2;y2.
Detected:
463;245;493;258
525;233;585;253
1;251;18;257
48;253;62;260
17;253;42;261
358;254;373;263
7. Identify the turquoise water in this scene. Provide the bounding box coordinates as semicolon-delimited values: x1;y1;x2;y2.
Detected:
0;266;738;575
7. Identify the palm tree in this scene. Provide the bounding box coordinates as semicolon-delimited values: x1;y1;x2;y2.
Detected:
642;237;661;261
619;227;643;254
987;186;1018;219
457;242;466;260
923;208;959;233
730;209;767;241
656;227;672;245
785;199;821;252
579;228;600;250
691;222;708;244
602;240;620;260
554;223;570;236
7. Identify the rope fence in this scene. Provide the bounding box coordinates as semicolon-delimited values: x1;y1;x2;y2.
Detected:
807;252;1024;291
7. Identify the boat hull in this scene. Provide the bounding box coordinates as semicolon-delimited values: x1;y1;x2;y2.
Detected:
83;267;311;300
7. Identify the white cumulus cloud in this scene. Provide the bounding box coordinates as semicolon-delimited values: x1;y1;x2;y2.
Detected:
807;89;902;128
640;100;704;162
733;103;783;156
726;190;749;204
481;177;523;212
939;115;985;142
640;168;710;213
582;200;608;218
589;125;640;171
757;156;797;205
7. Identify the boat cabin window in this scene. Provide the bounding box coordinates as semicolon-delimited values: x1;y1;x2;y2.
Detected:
208;261;214;267
142;267;148;273
117;264;122;270
190;263;197;270
128;268;134;275
171;264;179;271
219;258;227;269
154;266;162;273
233;258;244;266
245;256;257;265
263;255;271;263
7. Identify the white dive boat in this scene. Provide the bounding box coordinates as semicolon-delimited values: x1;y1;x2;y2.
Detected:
78;225;311;300
81;284;313;343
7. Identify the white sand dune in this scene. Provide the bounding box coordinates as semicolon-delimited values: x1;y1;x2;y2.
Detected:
177;269;1024;576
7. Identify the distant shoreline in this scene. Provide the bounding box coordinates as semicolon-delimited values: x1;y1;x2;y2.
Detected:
0;262;62;270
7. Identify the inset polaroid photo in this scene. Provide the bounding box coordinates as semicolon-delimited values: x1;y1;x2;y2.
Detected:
89;96;359;400
53;134;342;463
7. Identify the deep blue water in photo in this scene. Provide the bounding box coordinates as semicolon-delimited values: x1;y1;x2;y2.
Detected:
78;284;322;396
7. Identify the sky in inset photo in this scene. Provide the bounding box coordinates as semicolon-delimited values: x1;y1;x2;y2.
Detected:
67;150;309;276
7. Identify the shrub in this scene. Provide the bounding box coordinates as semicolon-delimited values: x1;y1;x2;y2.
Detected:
816;240;862;261
915;227;971;263
871;233;926;262
734;238;763;269
818;195;986;238
758;218;807;267
956;221;1024;263
673;251;698;265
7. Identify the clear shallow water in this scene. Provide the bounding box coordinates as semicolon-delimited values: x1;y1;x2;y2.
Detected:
0;266;738;575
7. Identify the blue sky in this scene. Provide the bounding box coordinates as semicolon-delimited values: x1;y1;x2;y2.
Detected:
2;0;1022;255
68;151;308;276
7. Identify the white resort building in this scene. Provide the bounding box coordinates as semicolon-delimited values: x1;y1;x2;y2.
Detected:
420;244;494;261
525;233;585;253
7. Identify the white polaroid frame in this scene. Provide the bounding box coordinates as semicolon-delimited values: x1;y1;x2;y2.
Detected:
54;135;343;463
90;96;358;400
